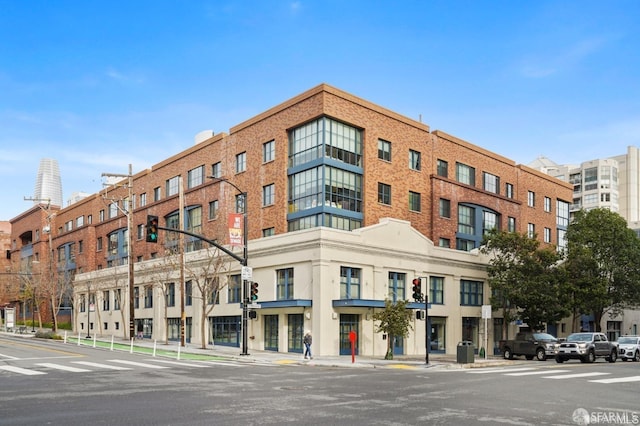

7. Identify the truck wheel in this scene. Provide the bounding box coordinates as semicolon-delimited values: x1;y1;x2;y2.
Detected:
503;347;513;360
634;351;640;362
587;349;596;363
536;348;547;361
608;350;617;363
555;356;564;363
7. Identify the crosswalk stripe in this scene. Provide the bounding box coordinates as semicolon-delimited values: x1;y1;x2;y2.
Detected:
108;359;169;369
467;367;536;374
148;359;210;368
543;372;610;379
506;369;570;376
589;376;640;384
36;363;92;372
72;361;132;371
0;365;47;375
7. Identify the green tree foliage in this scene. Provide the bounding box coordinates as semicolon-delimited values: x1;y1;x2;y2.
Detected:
565;208;640;331
372;299;413;360
480;229;570;334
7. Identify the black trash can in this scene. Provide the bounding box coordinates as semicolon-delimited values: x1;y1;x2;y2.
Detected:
457;341;474;364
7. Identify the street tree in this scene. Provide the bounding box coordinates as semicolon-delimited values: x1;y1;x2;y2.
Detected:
480;229;569;334
565;208;640;331
372;299;413;360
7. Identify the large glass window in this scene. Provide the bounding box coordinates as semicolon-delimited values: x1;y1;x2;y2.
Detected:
584;167;598;191
429;276;444;304
458;205;475;235
289;117;362;168
340;266;361;299
228;274;241;303
277;268;294;300
166;283;175;307
185;206;203;252
460;280;483;306
388;272;406;302
287;117;363;232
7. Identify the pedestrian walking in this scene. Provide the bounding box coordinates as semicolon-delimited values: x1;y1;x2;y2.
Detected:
303;330;312;359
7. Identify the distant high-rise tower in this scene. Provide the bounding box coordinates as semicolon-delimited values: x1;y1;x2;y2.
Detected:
34;158;63;207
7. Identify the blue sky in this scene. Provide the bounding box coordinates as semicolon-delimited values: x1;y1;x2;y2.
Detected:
1;0;639;220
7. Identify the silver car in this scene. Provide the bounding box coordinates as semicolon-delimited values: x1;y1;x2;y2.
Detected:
617;336;640;362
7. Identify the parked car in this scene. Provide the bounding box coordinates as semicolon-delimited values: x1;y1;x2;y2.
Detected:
617;336;640;362
501;332;559;361
556;332;617;363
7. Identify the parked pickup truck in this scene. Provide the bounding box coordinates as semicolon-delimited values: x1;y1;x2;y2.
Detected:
501;332;559;361
555;332;618;363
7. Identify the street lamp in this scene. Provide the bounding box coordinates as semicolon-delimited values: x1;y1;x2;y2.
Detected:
209;177;249;356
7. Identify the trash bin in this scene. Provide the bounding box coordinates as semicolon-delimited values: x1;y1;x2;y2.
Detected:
457;341;475;364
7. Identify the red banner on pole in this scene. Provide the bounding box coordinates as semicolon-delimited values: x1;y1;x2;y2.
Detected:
228;213;244;246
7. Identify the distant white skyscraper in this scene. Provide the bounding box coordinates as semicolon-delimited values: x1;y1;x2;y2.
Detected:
33;158;63;207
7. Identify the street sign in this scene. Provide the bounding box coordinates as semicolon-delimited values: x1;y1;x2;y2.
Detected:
247;303;261;309
241;266;252;280
481;304;491;319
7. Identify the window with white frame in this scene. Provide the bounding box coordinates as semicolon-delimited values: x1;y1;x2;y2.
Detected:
263;140;275;163
187;165;204;189
263;184;275;206
528;223;535;238
456;163;476;186
483;172;499;194
409;149;421;171
544;196;551;212
236;152;247;173
340;266;361;299
378;139;391;161
211;162;222;179
166;176;180;197
528;191;535;207
544;227;551;243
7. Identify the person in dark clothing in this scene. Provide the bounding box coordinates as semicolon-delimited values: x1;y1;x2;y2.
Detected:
303;330;312;359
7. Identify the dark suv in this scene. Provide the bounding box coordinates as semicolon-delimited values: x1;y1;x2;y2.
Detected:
556;332;617;363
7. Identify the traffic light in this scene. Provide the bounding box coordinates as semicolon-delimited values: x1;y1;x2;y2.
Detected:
412;278;422;302
250;282;259;301
146;215;159;243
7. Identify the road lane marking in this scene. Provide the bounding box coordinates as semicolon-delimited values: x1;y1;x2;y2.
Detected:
0;353;19;360
0;365;46;375
543;372;610;379
505;369;570;376
36;363;92;372
108;359;169;369
589;376;640;384
72;361;132;370
466;367;536;374
148;359;209;368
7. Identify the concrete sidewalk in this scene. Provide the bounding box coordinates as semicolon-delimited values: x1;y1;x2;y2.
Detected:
3;329;521;370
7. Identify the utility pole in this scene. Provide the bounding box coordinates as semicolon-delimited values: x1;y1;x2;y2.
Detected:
179;176;186;347
101;164;134;340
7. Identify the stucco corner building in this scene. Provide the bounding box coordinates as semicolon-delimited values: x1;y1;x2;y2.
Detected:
9;84;574;357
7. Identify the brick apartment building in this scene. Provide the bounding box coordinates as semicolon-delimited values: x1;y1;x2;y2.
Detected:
6;84;573;356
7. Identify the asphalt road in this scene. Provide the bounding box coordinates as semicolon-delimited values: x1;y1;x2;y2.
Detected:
1;335;639;426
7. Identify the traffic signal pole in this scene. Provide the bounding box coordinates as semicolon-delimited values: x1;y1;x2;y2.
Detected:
413;277;429;365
